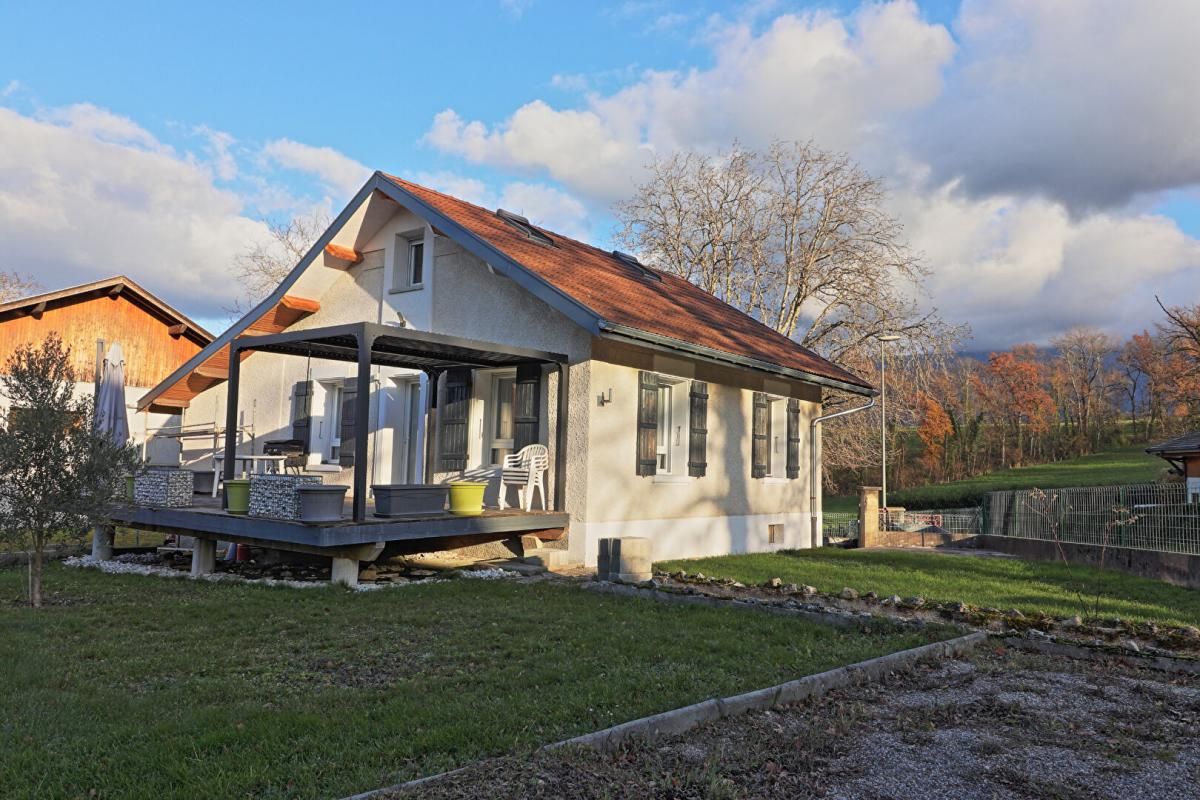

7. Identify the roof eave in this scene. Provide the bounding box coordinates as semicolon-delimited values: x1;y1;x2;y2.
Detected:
599;322;877;397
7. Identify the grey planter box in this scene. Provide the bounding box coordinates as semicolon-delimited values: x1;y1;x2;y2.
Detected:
372;484;449;518
297;485;349;523
134;468;194;508
248;474;322;520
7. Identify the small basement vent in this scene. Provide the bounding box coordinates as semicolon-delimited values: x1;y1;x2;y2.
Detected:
611;250;662;282
496;208;554;247
768;523;784;544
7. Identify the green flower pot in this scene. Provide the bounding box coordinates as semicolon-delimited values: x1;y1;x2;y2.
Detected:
448;482;488;517
224;479;252;515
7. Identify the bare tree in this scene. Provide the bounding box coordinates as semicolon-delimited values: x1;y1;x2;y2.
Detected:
616;141;960;365
231;211;330;312
615;140;965;482
0;272;42;303
1051;328;1115;453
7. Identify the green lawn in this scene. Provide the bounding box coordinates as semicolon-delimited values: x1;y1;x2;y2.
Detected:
825;445;1166;513
658;548;1200;628
0;565;947;799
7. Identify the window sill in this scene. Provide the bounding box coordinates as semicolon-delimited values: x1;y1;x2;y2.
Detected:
653;474;692;485
760;477;789;485
388;285;424;295
306;464;342;473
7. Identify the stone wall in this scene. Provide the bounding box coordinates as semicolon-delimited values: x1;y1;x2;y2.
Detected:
978;535;1200;589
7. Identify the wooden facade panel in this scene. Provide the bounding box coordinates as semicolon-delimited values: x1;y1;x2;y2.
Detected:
0;294;206;388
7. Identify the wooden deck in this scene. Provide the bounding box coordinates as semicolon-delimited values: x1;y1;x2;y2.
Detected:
109;495;569;552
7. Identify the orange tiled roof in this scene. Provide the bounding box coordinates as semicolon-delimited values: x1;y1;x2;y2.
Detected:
382;174;872;391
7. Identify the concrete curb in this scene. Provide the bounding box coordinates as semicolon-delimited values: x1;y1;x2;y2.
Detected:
344;629;986;799
999;635;1200;676
583;580;873;630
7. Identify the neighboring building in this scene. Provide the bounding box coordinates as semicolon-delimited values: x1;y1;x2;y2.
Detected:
0;276;213;458
139;173;874;565
1147;432;1200;503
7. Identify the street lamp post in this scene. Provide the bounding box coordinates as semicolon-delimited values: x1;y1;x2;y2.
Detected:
878;334;901;509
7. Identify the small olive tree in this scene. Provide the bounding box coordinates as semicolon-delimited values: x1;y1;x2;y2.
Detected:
0;333;137;607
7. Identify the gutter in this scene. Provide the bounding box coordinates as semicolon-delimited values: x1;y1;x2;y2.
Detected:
598;322;876;397
810;397;876;548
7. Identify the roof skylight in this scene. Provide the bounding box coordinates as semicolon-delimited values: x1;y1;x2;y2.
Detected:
495;208;554;247
611;250;662;282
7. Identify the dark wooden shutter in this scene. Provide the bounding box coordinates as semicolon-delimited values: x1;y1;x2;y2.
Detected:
636;371;658;476
513;363;541;451
439;368;472;471
291;380;313;453
338;378;357;467
751;392;769;479
786;398;801;479
687;380;708;477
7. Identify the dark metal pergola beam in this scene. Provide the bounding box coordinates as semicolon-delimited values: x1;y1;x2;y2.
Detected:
223;321;569;523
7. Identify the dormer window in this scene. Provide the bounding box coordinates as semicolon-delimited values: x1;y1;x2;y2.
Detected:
496;208;554;247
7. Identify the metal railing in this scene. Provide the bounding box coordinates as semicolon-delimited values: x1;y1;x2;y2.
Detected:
982;483;1200;556
879;508;982;535
822;512;860;541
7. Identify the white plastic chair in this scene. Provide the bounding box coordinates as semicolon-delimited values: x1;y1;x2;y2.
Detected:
499;444;549;512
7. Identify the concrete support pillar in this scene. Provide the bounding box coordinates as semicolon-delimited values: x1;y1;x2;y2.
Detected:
331;557;359;588
598;537;652;583
91;525;114;561
191;538;216;577
859;486;881;548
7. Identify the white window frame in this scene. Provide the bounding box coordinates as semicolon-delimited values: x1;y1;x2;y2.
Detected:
392;233;425;292
653;374;690;479
487;370;517;466
764;396;787;481
320;381;343;464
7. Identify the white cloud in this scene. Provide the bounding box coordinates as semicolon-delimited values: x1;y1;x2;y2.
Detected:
261;138;371;199
422;0;1200;347
1;80;20;98
500;0;533;18
425;2;954;201
0;104;270;319
917;0;1200;210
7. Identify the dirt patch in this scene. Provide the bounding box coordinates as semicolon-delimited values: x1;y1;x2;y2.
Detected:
381;646;1200;799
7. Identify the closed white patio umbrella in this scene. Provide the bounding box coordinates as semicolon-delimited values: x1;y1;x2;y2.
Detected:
91;342;129;559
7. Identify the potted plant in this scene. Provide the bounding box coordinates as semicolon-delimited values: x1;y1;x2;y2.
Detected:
224;478;251;515
296;485;350;523
372;484;450;517
448;481;488;517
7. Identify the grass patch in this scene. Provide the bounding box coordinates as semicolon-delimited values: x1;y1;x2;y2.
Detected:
0;564;947;799
825;445;1166;512
658;548;1200;627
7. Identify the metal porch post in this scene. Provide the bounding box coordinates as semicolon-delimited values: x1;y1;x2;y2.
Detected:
352;329;375;522
554;361;569;513
221;340;242;509
422;369;441;485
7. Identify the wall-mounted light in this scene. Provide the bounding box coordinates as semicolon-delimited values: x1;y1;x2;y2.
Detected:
597;388;613;406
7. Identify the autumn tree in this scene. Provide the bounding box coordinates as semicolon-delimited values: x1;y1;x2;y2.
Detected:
916;392;953;482
974;345;1055;466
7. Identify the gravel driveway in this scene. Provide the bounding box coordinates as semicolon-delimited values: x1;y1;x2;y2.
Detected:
385;646;1200;799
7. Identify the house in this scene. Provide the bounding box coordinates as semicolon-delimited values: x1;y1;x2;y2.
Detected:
136;173;874;567
0;276;212;458
1147;432;1200;503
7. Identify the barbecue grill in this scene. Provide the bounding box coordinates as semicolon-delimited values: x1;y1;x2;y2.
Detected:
263;439;306;474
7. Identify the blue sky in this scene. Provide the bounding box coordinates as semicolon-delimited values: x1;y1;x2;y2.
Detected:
0;0;1197;347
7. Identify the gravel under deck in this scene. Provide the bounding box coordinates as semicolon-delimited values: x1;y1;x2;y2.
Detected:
386;646;1200;799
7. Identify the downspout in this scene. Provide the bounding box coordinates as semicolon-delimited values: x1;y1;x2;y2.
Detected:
810;397;876;548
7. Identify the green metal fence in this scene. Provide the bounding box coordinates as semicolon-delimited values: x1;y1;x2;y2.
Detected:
981;483;1200;556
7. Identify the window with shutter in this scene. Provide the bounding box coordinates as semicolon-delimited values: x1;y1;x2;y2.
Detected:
440;369;472;471
636;371;658;476
291;380;313;454
786;398;802;479
688;381;708;477
751;392;769;478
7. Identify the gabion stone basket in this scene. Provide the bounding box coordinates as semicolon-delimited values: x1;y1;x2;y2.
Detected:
134;468;194;508
248;474;323;520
